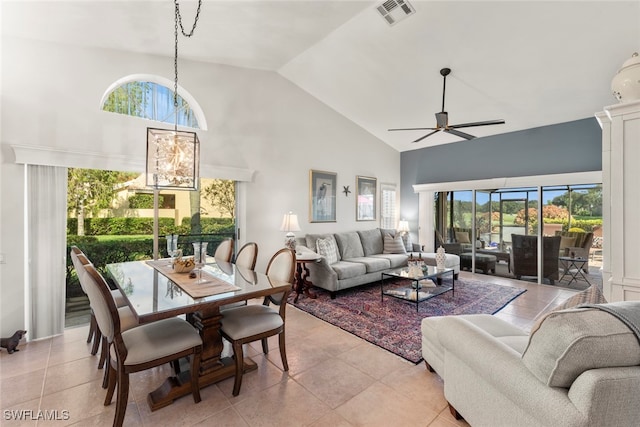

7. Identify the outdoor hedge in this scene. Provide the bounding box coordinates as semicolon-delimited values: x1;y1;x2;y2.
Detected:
65;231;234;298
67;217;235;236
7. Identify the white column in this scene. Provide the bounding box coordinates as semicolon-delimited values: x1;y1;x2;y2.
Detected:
596;111;612;298
418;191;435;252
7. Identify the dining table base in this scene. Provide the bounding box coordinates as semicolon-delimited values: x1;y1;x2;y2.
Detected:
147;356;258;411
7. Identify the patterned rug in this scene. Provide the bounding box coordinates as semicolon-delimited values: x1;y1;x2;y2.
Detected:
291;278;526;364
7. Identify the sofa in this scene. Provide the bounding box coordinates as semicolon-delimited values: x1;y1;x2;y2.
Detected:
421;302;640;426
295;228;460;298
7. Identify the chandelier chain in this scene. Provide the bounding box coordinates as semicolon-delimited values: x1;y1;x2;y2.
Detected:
173;0;202;113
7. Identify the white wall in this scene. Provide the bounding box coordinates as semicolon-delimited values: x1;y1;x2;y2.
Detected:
0;36;400;336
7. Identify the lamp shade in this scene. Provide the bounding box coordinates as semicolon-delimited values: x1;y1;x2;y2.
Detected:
280;212;301;233
398;220;410;233
146;127;199;190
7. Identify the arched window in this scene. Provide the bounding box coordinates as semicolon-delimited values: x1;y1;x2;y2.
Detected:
101;74;207;130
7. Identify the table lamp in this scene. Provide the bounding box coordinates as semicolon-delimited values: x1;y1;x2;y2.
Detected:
280;211;301;252
398;220;411;250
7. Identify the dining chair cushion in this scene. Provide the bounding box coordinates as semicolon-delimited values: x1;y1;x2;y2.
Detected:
220;305;283;339
111;289;128;308
117;306;138;332
113;318;202;366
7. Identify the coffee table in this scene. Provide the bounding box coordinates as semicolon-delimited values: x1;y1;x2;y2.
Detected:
381;265;455;312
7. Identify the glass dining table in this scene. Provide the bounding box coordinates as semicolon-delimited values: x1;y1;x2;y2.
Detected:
106;258;291;411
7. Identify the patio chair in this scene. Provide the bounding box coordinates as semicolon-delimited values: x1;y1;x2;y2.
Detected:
435;229;463;255
511;234;561;285
555;231;594;273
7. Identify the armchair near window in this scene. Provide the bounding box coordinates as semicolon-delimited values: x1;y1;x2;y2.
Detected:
555;231;594;273
435;230;463;255
511;234;561;285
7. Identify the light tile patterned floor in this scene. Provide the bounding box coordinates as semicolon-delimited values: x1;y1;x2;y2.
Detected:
0;272;576;426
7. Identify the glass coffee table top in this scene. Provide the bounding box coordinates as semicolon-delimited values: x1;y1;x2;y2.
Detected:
381;265;455;311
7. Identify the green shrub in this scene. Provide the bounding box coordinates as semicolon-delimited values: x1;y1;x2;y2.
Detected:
66;232;235;291
569;219;601;232
179;217;235;234
568;227;586;233
67;217;180;235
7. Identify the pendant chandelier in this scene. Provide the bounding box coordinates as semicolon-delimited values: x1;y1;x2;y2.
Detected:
146;0;202;190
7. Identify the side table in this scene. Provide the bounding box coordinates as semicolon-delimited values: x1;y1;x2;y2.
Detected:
294;252;321;303
558;256;591;287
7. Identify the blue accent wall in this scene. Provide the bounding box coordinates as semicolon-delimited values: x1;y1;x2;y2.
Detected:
400;117;602;223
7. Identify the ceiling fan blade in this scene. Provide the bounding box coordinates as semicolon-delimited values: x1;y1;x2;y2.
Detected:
388;127;438;131
413;129;441;143
444;128;475;140
449;119;505;129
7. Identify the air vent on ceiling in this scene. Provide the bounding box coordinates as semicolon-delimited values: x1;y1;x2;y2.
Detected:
376;0;415;26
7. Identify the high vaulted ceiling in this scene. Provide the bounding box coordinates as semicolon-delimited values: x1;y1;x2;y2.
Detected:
3;1;639;152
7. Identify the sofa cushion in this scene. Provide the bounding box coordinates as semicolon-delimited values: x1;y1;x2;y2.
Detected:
331;261;367;280
522;307;640;388
371;254;408;268
358;229;384;256
344;256;390;273
316;237;339;265
382;233;407;254
306;234;341;261
379;228;396;238
335;232;365;259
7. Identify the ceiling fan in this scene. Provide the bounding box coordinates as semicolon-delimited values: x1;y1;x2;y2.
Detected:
389;68;505;143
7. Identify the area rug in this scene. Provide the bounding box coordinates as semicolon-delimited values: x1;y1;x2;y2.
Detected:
290;278;526;364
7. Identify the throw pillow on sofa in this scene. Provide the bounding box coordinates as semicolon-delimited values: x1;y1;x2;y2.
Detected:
306;234;341;261
316;237;339;264
383;233;407;254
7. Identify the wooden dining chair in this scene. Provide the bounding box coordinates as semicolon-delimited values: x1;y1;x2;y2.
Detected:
82;263;203;426
214;238;234;262
70;250;138;389
224;241;258;312
234;242;258;270
219;248;295;396
70;246;128;360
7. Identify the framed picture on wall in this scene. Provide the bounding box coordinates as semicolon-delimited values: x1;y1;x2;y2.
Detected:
309;170;337;222
356;176;377;221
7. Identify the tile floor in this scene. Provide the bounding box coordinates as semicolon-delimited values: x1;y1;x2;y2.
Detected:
1;271;578;426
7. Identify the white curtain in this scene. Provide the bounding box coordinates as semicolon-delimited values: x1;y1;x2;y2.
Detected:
26;165;68;339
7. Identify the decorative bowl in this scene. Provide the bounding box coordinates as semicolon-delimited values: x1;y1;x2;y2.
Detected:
173;257;196;273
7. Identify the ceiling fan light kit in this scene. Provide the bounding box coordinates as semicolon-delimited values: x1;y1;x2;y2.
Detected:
611;52;640;103
389;67;505;143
